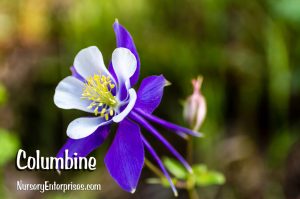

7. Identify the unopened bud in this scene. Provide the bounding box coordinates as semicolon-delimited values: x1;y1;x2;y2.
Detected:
183;76;206;131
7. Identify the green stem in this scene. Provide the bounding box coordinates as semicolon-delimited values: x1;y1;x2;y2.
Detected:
187;136;193;164
187;128;201;199
0;168;4;199
144;158;165;179
188;188;200;199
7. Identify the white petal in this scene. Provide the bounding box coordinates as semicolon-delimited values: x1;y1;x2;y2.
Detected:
74;46;113;81
54;76;93;113
67;117;110;139
112;48;137;89
113;89;137;123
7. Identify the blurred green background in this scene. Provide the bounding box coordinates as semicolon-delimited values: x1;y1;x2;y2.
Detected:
0;0;300;198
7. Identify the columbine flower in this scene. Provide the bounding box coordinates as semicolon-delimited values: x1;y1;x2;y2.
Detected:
183;76;206;131
54;21;201;196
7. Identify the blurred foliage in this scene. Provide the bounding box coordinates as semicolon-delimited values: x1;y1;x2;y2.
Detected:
267;130;297;168
0;84;7;106
0;84;19;168
163;157;225;188
192;164;225;187
163;157;188;180
0;128;19;167
271;0;300;22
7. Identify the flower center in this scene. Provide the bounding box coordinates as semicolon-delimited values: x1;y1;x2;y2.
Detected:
81;74;118;120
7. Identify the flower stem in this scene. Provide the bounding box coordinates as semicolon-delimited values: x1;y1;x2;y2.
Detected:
187;136;193;164
188;188;200;199
187;129;200;199
142;136;178;196
144;158;165;179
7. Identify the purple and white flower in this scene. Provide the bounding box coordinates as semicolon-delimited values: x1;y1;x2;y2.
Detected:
54;21;202;196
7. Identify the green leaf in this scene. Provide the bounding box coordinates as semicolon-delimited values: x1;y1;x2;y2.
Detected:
163;157;188;179
196;171;225;186
161;177;178;188
0;129;20;167
0;84;8;106
192;164;225;186
192;164;207;174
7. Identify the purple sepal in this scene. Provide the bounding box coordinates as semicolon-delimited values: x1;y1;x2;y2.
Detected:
109;21;140;87
104;119;144;193
70;66;85;82
134;75;168;114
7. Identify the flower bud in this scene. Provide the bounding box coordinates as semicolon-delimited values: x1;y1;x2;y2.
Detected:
183;76;206;131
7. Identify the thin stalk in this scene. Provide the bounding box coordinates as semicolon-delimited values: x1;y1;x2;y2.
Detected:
144;158;165;179
187;136;193;164
188;188;200;199
187;127;200;199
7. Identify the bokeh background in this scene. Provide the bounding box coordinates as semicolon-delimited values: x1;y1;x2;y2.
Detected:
0;0;300;198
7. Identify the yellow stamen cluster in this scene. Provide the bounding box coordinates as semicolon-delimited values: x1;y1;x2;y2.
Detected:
81;74;118;120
